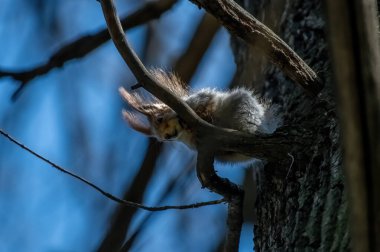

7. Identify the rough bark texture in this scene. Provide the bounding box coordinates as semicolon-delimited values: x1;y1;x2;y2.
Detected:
231;0;350;250
325;0;380;250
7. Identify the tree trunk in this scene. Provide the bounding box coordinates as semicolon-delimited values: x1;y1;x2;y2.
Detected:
325;0;380;250
232;0;350;250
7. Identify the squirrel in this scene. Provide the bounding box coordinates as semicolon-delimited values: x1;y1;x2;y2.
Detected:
119;69;282;162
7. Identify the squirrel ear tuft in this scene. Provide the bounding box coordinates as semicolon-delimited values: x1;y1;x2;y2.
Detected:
122;110;152;136
119;87;151;115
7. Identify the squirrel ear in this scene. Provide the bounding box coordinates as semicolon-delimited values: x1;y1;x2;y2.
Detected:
119;87;151;116
122;110;152;136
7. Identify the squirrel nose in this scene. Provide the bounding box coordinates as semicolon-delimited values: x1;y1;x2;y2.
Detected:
164;129;178;140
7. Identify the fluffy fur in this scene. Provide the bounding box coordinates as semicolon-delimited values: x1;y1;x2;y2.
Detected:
120;69;282;163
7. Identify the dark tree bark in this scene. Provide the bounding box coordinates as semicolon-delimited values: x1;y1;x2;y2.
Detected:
325;0;380;250
231;0;350;250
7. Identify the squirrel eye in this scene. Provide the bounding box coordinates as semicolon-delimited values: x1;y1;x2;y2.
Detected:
156;117;163;124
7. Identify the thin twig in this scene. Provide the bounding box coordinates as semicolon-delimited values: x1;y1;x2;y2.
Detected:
286;153;295;179
0;0;178;100
0;128;226;211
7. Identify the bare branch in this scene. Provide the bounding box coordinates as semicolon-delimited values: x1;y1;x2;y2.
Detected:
0;128;226;211
208;124;314;161
188;0;323;96
196;147;243;251
0;0;178;100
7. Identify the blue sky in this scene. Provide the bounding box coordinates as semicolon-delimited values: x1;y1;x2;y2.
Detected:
0;0;254;251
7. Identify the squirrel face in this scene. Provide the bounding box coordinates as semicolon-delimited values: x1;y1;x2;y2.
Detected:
119;87;185;141
149;111;184;141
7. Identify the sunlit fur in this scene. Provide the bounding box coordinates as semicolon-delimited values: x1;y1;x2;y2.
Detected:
120;68;282;163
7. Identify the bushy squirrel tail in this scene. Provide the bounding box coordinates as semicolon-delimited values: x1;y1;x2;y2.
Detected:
259;103;282;134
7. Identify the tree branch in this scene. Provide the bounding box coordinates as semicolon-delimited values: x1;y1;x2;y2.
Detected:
196;147;244;251
188;0;323;96
0;0;178;100
0;128;226;211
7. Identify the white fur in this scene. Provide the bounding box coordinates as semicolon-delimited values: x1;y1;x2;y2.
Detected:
121;69;282;163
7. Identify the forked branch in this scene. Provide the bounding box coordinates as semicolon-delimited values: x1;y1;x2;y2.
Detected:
189;0;323;96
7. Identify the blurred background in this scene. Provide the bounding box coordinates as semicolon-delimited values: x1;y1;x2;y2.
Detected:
0;0;255;251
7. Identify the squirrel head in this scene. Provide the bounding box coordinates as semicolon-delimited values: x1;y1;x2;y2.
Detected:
119;87;184;141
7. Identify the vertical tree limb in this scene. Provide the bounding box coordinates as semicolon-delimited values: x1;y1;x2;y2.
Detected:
325;0;380;251
196;146;244;251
